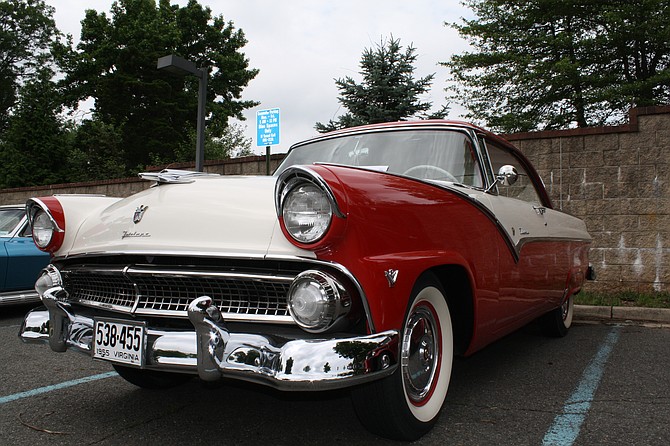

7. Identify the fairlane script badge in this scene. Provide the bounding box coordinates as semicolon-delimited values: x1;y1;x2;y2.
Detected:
122;231;151;239
133;205;148;224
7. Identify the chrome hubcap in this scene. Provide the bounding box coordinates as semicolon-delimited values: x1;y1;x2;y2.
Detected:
402;305;439;403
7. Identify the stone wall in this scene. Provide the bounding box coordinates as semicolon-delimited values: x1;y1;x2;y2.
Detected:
2;109;668;293
505;106;670;293
0;154;285;205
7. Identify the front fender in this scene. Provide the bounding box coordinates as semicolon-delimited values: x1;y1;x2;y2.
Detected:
303;165;505;335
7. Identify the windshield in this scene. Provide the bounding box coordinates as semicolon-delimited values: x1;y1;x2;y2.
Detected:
275;129;484;188
0;208;24;236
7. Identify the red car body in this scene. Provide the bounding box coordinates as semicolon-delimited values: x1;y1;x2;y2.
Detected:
20;121;591;440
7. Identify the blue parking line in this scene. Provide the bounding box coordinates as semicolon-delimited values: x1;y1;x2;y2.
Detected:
542;326;622;446
0;372;117;405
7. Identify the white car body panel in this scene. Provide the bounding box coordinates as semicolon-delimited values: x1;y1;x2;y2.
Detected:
431;183;591;251
475;193;590;247
57;176;315;260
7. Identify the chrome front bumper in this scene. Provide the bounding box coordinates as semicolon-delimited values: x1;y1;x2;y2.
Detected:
0;289;40;306
19;288;399;391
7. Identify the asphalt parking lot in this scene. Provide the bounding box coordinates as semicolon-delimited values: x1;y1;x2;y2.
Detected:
1;304;669;445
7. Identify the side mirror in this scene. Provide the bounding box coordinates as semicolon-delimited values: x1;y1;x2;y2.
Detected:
496;165;518;186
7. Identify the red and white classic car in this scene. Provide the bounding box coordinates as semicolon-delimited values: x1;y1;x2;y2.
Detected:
20;121;592;440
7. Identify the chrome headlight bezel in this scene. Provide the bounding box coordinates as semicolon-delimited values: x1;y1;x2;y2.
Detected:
287;270;351;333
26;197;65;253
31;209;56;249
281;180;333;244
275;166;346;245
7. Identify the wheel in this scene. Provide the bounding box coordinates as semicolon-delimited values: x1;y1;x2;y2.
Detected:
113;364;192;389
539;294;574;337
351;273;454;441
402;165;459;182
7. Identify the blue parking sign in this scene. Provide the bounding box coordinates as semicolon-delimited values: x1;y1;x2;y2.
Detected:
256;108;280;146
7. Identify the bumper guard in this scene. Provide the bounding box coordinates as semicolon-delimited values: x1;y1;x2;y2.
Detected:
19;288;399;391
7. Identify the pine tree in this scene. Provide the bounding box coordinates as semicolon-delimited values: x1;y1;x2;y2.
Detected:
316;36;446;132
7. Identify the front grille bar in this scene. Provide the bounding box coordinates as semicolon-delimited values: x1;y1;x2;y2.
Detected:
61;265;295;324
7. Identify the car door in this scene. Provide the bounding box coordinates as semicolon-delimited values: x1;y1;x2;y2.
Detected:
1;210;50;292
477;140;575;333
0;207;25;291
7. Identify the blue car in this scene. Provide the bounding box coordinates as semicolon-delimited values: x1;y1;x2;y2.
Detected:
0;205;51;306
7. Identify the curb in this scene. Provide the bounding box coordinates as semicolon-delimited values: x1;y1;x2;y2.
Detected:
574;305;670;324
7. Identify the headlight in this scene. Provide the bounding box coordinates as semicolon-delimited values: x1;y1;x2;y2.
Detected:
282;183;333;243
26;197;65;253
32;210;56;249
288;270;350;333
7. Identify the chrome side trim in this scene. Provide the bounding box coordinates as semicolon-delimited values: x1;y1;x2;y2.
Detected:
403;180;592;263
419;182;521;263
0;290;40;306
516;236;593;251
20;293;399;391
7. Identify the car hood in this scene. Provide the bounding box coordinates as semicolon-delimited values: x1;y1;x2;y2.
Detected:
65;175;314;259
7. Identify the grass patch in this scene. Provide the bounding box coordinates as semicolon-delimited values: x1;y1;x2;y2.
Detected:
575;291;670;309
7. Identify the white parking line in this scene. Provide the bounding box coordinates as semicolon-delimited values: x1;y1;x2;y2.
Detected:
0;372;117;405
542;326;622;446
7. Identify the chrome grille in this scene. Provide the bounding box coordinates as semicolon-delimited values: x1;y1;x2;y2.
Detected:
66;272;137;308
61;265;294;322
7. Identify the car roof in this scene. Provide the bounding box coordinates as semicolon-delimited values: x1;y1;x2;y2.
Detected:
286;120;553;209
290;120;518;152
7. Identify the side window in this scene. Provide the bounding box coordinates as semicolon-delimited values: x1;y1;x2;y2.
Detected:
486;141;543;204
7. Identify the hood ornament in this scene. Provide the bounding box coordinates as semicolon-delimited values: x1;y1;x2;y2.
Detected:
138;169;219;185
133;205;148;224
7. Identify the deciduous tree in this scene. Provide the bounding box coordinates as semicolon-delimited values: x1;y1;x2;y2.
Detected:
0;67;69;188
0;0;61;131
443;0;670;133
60;0;259;172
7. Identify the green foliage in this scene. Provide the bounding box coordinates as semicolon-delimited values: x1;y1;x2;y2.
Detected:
0;0;259;188
575;291;670;308
0;0;61;131
164;122;253;167
444;0;670;133
0;67;69;188
316;36;446;132
59;0;259;172
66;120;128;182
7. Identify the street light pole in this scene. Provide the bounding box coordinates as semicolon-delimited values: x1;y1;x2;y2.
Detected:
195;67;207;172
157;54;208;172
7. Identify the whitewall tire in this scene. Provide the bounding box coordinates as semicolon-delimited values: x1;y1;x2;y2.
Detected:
351;272;454;440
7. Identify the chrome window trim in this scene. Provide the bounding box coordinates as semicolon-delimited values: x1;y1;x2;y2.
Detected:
277;125;489;191
0;206;30;239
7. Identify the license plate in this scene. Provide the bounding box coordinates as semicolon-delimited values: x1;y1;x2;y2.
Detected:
93;318;145;367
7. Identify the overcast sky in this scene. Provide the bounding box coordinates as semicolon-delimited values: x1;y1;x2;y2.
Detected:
47;0;473;154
